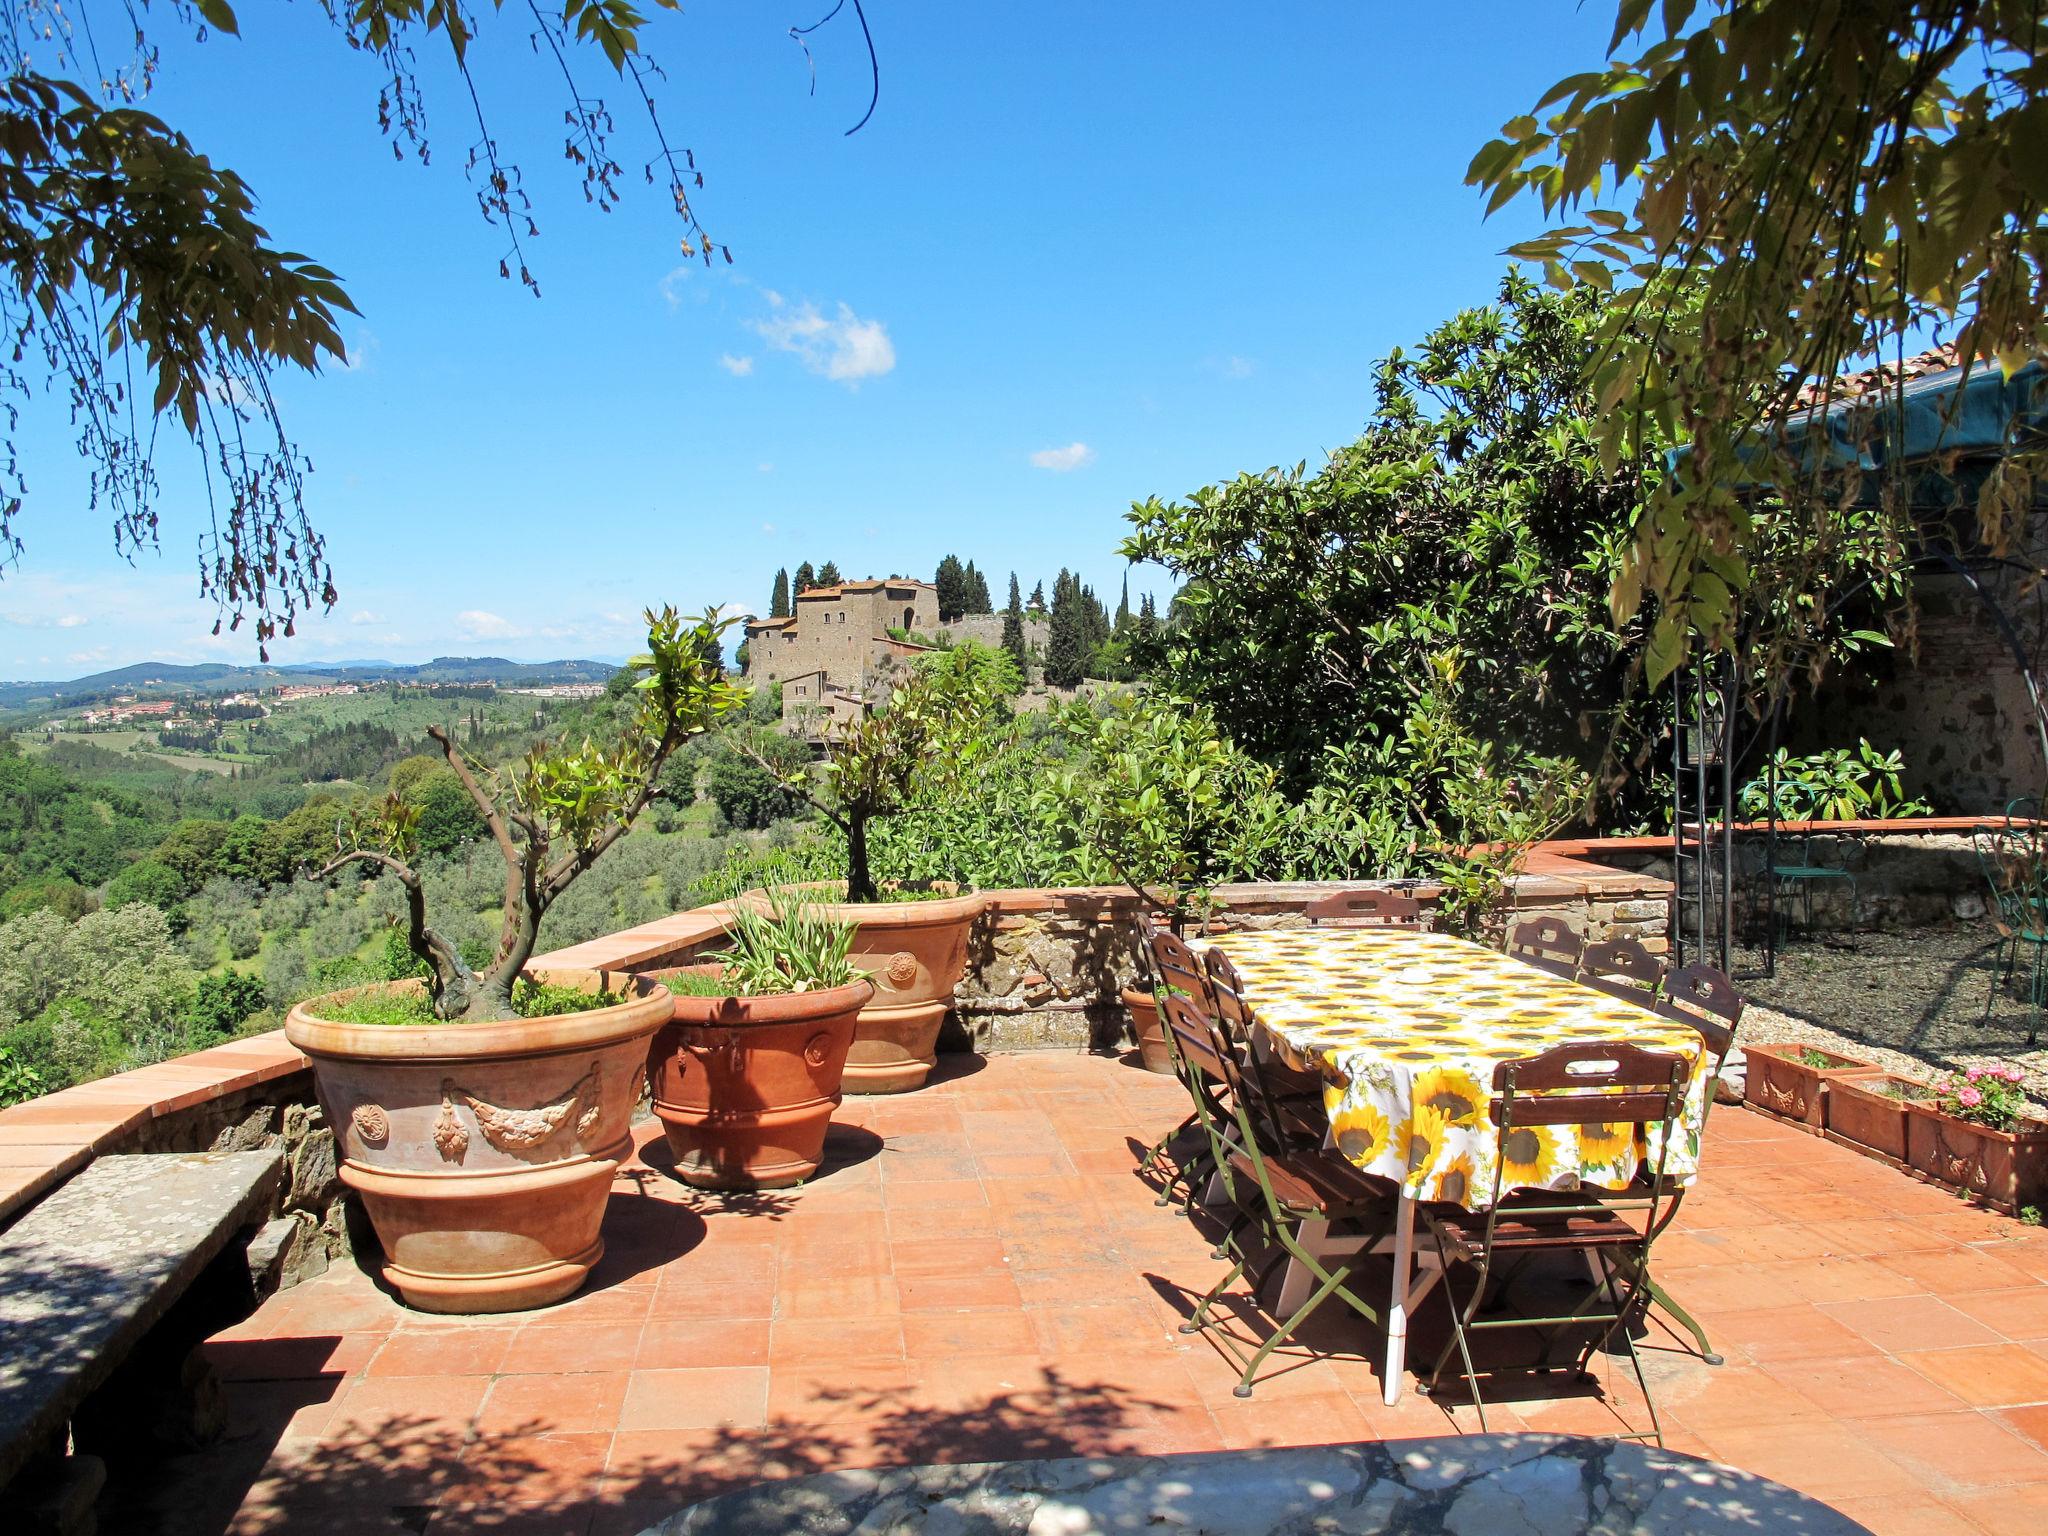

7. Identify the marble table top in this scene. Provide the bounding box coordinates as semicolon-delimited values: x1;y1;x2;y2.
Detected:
640;1435;1872;1535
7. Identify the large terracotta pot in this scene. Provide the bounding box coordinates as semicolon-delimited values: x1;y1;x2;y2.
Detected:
781;885;986;1094
1741;1042;1882;1131
1825;1073;1922;1162
284;969;670;1315
1122;986;1176;1074
1904;1101;2048;1214
647;966;873;1190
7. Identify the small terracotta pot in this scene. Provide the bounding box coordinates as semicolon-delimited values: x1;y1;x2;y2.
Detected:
778;884;986;1094
1825;1073;1923;1162
646;967;873;1190
1742;1042;1882;1130
1122;986;1176;1074
285;970;670;1315
1904;1102;2048;1214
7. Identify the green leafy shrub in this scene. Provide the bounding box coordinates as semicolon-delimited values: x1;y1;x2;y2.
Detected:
190;970;268;1039
708;886;862;994
1737;741;1934;822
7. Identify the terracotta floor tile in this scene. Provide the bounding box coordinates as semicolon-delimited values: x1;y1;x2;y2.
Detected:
2002;1402;2048;1452
619;1366;770;1431
1660;1364;1829;1430
1822;1293;2005;1354
1948;1480;2048;1536
633;1316;771;1371
1205;1390;1377;1450
889;1235;1009;1275
1880;1247;2043;1296
1856;1410;2048;1494
1898;1343;2048;1408
500;1323;644;1375
897;1270;1024;1312
1826;1494;1992;1535
475;1370;628;1435
1696;1420;1925;1502
1951;1286;2048;1341
1707;1303;1885;1364
444;1430;613;1505
325;1374;489;1442
901;1309;1039;1359
767;1313;905;1365
767;1361;921;1422
1757;1354;1970;1419
359;1327;518;1379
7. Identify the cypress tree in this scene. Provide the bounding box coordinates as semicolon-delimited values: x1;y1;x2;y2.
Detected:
794;561;816;595
1045;569;1089;688
963;560;992;614
1115;572;1131;630
934;555;967;622
770;568;790;618
817;560;842;587
1000;572;1030;682
1028;579;1045;611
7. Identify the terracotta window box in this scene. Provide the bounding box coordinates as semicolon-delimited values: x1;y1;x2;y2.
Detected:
1742;1042;1883;1131
1824;1073;1925;1163
1903;1101;2048;1215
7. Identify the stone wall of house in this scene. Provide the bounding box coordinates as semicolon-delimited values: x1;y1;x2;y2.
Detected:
942;611;1049;652
1779;559;2046;815
109;1072;348;1295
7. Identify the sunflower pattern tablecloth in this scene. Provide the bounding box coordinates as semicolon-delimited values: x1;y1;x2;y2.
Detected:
1206;928;1709;1211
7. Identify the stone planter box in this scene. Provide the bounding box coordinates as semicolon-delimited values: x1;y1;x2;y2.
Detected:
1904;1102;2048;1214
1824;1073;1924;1163
1742;1043;1883;1130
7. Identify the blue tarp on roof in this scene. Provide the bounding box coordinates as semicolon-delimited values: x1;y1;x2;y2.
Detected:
1675;360;2048;511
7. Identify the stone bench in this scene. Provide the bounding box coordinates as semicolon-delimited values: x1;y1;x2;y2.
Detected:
0;1151;283;1532
641;1436;1874;1534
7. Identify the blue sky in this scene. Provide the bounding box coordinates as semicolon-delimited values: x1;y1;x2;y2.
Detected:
0;2;1619;678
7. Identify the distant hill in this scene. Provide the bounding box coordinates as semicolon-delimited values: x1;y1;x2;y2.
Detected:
0;656;621;712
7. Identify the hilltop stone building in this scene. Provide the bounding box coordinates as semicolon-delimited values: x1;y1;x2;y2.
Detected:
743;578;941;730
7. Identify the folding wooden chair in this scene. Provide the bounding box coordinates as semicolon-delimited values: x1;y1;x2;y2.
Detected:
1420;1041;1691;1443
1303;888;1424;928
1205;947;1325;1149
1167;989;1394;1397
1136;922;1225;1204
1506;915;1583;979
1576;935;1664;1006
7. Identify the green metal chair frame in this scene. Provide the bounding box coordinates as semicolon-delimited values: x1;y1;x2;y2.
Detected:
1167;988;1395;1398
1767;829;1859;938
1975;823;2048;1046
1420;1040;1691;1444
1506;915;1584;979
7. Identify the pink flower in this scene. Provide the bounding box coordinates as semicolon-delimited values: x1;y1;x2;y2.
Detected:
2002;1065;2027;1084
1958;1086;1984;1109
1967;1066;1987;1082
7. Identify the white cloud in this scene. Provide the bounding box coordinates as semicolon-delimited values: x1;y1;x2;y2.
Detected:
718;353;755;377
67;646;111;665
1218;354;1255;379
751;298;895;385
1;612;87;629
757;462;775;474
760;522;777;536
343;331;379;373
658;266;693;311
1029;442;1096;472
348;610;384;626
455;610;528;641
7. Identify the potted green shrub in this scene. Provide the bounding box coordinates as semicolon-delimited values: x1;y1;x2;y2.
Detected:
1905;1063;2048;1213
1046;693;1286;1071
1742;1042;1883;1130
648;888;873;1190
732;646;1007;1093
284;609;746;1314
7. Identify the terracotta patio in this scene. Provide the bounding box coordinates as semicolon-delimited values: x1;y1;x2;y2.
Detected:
122;1049;2048;1536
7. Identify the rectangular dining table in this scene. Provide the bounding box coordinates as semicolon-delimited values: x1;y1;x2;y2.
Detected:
1206;925;1711;1405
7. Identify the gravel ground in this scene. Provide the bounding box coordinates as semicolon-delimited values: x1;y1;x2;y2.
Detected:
1729;922;2048;1108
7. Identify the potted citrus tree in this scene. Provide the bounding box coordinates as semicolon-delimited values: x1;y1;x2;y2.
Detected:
649;887;873;1189
731;646;1006;1093
284;608;746;1313
1046;693;1285;1071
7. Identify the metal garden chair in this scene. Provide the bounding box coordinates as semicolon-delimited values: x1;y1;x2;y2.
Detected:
1506;915;1584;979
1166;987;1395;1397
1419;1040;1692;1443
1975;823;2048;1046
1766;830;1859;937
1576;935;1665;1007
1303;888;1424;928
1136;922;1227;1205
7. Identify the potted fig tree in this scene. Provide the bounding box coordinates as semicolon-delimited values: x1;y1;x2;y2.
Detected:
730;646;1006;1093
285;608;746;1313
649;887;873;1190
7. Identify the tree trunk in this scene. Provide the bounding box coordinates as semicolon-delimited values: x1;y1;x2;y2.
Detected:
846;813;878;903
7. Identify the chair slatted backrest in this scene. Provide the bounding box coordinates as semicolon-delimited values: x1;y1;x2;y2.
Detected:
1485;1041;1692;1232
1577;935;1664;1005
1507;916;1583;979
1202;947;1316;1155
1203;947;1256;1058
1656;962;1742;1070
1146;923;1216;1011
1303;888;1423;928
